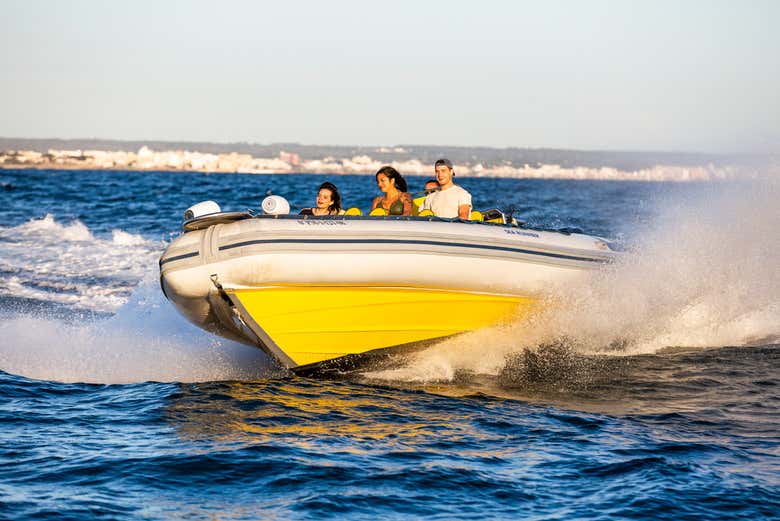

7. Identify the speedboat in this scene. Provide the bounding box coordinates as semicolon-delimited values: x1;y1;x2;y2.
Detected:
159;200;617;375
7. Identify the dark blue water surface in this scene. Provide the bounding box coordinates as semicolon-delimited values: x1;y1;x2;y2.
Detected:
0;169;778;520
0;169;677;238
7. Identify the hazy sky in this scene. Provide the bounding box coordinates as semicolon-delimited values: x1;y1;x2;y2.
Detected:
2;0;778;153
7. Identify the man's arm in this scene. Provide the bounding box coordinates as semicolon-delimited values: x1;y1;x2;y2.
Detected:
457;189;472;219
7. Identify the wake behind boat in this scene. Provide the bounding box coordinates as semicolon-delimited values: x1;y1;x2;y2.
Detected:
159;204;617;375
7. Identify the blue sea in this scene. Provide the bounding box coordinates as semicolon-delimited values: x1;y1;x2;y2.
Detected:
0;168;778;520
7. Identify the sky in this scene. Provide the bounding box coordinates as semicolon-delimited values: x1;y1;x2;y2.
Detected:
1;0;779;153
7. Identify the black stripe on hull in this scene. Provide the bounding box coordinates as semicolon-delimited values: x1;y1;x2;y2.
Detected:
159;251;200;266
218;238;609;263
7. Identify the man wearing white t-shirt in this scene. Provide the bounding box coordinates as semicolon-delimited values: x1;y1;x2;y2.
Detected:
421;158;472;219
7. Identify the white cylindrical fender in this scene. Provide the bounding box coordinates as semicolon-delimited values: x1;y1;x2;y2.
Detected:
262;195;291;215
184;200;221;220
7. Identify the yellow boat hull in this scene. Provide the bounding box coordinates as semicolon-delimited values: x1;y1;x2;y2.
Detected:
225;286;536;369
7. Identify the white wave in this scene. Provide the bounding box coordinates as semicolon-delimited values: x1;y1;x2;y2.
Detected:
558;179;780;354
0;214;161;313
371;178;780;382
0;274;281;384
0;215;281;383
111;229;150;246
13;213;95;242
1;275;130;311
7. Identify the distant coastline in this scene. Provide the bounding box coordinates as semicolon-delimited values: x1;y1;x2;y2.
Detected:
1;138;772;182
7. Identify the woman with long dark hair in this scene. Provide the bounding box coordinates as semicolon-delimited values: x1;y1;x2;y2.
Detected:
371;166;412;216
299;181;343;215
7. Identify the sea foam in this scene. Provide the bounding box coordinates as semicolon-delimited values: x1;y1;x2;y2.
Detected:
0;216;278;384
0;214;160;312
0;273;279;384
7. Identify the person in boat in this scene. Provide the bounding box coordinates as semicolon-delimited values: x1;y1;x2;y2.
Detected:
299;181;343;215
371;166;412;216
424;179;439;193
412;179;440;216
421;158;472;219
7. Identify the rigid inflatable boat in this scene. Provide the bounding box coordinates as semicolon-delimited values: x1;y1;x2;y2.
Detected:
159;201;617;375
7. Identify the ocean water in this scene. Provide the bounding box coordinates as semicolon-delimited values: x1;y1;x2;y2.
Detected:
0;168;778;520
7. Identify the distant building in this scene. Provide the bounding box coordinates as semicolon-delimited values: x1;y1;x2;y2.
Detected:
279;151;301;166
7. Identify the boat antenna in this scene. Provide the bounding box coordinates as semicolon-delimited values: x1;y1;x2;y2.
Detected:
505;204;516;223
409;185;441;199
